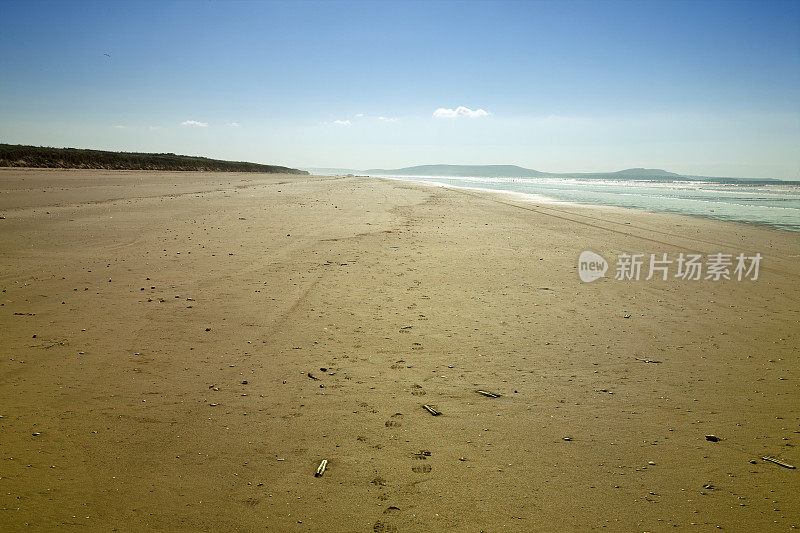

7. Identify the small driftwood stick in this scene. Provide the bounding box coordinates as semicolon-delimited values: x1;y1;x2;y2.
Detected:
315;459;328;477
762;456;795;469
476;390;501;398
422;404;441;416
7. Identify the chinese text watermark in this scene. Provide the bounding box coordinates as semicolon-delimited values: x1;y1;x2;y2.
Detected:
578;251;762;282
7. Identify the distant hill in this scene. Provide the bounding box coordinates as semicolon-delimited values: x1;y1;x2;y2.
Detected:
364;164;682;179
365;164;546;178
360;164;784;182
600;168;681;178
0;144;308;174
552;168;684;179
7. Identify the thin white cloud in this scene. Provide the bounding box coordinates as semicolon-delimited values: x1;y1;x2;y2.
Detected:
227;122;240;127
433;106;490;119
113;125;125;129
326;114;395;125
181;120;209;127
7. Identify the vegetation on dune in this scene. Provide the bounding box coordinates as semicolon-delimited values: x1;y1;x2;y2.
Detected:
0;144;308;174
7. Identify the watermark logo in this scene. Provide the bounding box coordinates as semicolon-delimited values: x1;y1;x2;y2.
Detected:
578;250;608;282
578;251;762;282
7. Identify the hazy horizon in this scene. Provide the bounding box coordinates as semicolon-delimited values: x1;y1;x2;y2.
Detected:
1;1;798;179
301;163;800;181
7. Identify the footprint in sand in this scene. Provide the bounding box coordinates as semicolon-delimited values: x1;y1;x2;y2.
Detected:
411;464;432;473
385;413;403;427
373;520;397;532
410;384;426;396
359;401;378;414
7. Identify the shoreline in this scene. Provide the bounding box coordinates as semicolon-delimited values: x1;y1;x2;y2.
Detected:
375;174;800;233
1;169;798;531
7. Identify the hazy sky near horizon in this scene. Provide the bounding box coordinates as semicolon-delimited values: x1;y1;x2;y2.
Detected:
1;0;799;179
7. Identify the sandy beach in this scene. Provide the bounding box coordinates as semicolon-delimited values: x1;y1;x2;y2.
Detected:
0;168;798;531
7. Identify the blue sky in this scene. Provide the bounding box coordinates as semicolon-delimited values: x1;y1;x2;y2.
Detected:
1;0;798;178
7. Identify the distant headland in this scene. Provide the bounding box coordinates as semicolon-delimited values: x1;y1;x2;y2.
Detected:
305;164;789;183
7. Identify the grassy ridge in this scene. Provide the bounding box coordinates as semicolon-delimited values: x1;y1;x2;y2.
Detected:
0;144;307;174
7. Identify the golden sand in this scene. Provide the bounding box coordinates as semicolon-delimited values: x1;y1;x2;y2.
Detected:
1;169;798;531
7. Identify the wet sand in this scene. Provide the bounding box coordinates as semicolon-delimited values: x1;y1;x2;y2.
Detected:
1;168;798;531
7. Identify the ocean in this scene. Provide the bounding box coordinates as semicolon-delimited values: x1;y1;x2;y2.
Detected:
379;175;800;232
